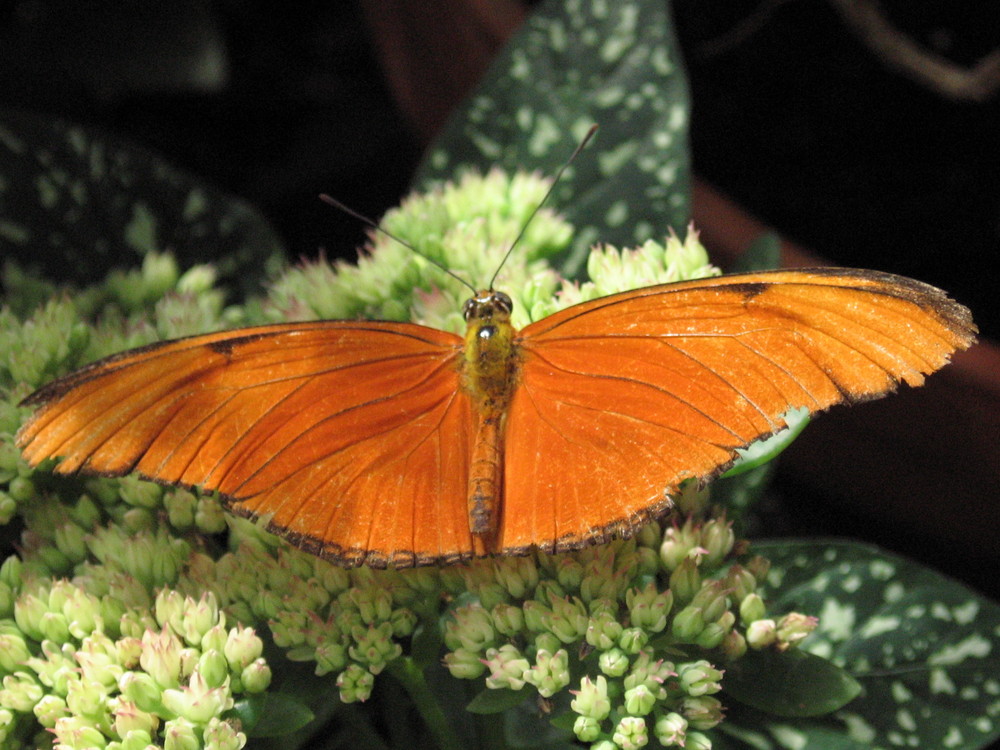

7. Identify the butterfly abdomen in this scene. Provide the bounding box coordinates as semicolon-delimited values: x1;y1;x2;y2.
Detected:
460;291;523;545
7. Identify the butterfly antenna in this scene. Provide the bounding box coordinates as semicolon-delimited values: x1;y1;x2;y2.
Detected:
319;194;478;295
487;124;599;290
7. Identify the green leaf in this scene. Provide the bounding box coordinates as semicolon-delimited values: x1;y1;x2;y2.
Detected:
231;692;315;737
723;407;811;478
715;540;1000;749
724;648;861;717
466;686;529;715
414;0;690;279
0;107;285;296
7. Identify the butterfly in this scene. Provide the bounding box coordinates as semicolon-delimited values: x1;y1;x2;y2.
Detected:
15;264;975;568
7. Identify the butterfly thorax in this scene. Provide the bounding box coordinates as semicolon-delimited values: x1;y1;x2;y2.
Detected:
460;290;520;411
460;289;521;544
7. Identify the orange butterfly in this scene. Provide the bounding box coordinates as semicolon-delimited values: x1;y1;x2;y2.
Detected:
16;266;975;567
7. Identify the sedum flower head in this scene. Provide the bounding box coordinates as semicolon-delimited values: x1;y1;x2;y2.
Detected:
0;169;823;749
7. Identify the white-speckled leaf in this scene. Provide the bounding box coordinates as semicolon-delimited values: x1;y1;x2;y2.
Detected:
0;108;283;294
413;0;689;278
712;540;1000;750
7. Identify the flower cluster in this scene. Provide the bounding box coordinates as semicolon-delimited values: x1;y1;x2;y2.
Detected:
0;171;821;749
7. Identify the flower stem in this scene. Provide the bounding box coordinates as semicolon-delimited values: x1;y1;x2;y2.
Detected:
387;657;466;750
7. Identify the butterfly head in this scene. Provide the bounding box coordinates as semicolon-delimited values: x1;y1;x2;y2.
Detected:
463;290;514;324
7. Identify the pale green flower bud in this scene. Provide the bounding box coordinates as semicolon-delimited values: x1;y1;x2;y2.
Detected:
699;518;735;569
618;627;649;654
491;603;525;637
13;591;49;641
76;632;124;688
690;581;730;625
202;716;247;750
0;624;31;672
348;622;402;674
624;683;657;716
612;715;649;750
198;650;230;689
776;613;818;650
586;610;624;651
349;587;394;625
659;520;701;571
164;490;196;529
668;558;701;605
444;605;495;653
180;593;221;647
720;629;747;660
116;728;155;750
483;644;530;690
624;650;675;693
686;730;714;749
681;695;725;730
162;717;200;750
113;699;159;737
570;674;612;720
533;631;561;656
39;610;71;643
336;663;374;703
572;715;602;743
223;626;263;671
724;565;757;602
739;593;767;624
746;619;778;650
115;636;142;679
678;661;724;697
547;596;589;643
200;624;228;656
240;659;271;694
1;671;43;711
523;648;570;698
119;476;163;509
653;712;688;746
598;647;629;677
140;628;183;687
521;599;550;633
195;497;227;534
390;607;418;638
0;582;14;620
626;582;673;633
671;606;706;643
54;522;88;564
119;672;163;714
554;558;585;591
161;671;233;724
694;622;727;650
51;716;108;749
7;476;35;503
0;492;16;526
442;647;485;680
33;694;69;727
314;642;347;676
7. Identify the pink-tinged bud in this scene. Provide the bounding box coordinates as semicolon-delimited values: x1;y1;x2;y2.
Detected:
523;648;570;698
443;647;486;680
654;712;688;746
669;558;701;604
336;663;375;703
746;619;778;649
623;683;656;716
482;644;530;690
776;612;818;651
739;593;767;624
570;674;612;720
612;715;648;750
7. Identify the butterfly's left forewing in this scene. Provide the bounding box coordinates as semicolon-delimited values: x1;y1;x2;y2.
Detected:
17;321;475;567
499;268;975;554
